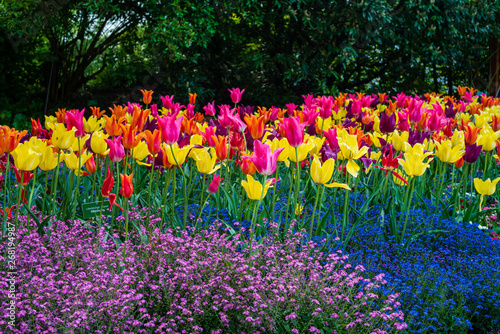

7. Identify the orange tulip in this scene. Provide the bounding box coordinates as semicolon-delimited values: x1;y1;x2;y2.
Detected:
86;156;97;174
491;115;500;132
119;124;143;150
144;129;161;156
189;93;197;105
238;158;257;175
244;113;266;140
119;173;134;198
463;124;481;145
140;89;153;105
160;147;174;168
211;135;228;161
103;115;124;137
1;126;27;153
130;107;150;132
90;106;105;118
109;104;128;120
55;108;66;123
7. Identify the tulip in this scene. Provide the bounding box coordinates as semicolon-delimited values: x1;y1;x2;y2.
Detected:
288;141;315;163
141;89;153;105
63;149;92;172
338;134;369;177
103;115;124;137
165;143;191;166
212;135;228;161
50;123;77;150
463;143;482;164
1;126;28;153
435;139;465;163
203;101;216;116
398;145;432;177
238;158;257;175
241;174;274;200
244;113;266;139
104;136;125;163
131;107;150;131
208;174;222;193
390;131;409;152
132;140;150;161
83;115;103;133
90;106;105;118
463;124;482;145
228;87;245;104
267;137;290;164
474;177;500;210
66;109;85;137
144;129;161;156
278;116;306;147
243;140;283;176
90;131;109;155
120;173;134;198
192;148;220;174
477;128;500;152
31;118;43;136
157;114;184;145
11;143;41;171
14;167;33;186
85;155;97;174
379;110;396;133
39;146;59;171
119;124;143;150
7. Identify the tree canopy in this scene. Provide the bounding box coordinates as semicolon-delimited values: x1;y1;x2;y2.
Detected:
0;0;499;126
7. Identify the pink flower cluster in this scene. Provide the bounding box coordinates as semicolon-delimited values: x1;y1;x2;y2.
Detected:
0;213;406;333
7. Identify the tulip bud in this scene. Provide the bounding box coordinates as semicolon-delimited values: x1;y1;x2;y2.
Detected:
208;174;222;193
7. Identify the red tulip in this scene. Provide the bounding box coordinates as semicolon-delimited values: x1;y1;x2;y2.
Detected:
208;174;222;193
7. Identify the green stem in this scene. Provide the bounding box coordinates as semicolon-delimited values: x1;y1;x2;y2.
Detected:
483;152;489;180
147;156;156;225
283;167;294;234
171;168;177;225
3;153;11;233
27;168;37;213
293;147;301;220
271;163;280;225
72;137;82;222
341;175;350;244
41;171;49;215
14;172;24;232
400;177;416;245
161;169;172;228
168;145;188;228
308;184;322;242
51;151;62;217
123;199;129;258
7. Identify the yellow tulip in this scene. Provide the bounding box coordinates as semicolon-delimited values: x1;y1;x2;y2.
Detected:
84;115;104;133
241;174;274;200
451;130;465;149
90;131;109;155
11;143;41;171
306;135;326;156
27;137;47;152
477;128;500;152
165;143;192;166
44;115;58;130
267;137;290;166
50;123;76;150
289;142;315;163
338;133;369;178
192;148;220;174
132;140;150;161
309;156;351;190
391;131;409;152
435;139;464;163
474;114;488;128
474;177;500;196
69;134;90;152
398;144;432;177
63;149;93;171
39;146;58;171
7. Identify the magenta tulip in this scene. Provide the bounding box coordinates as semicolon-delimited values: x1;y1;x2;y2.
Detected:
157;115;184;145
245;140;283;176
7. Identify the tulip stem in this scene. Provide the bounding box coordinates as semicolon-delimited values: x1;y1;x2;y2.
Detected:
41;171;49;216
341;175;350;244
72;137;82;222
293;147;301;221
283;167;294;236
161;169;172;229
400;177;416;245
169;145;188;228
51;151;61;218
27;169;37;214
15;172;24;231
483;152;489;181
147;156;156;226
171;168;177;225
123;199;129;258
249;174;268;256
436;161;446;207
2;153;11;233
271;163;280;225
309;184;322;242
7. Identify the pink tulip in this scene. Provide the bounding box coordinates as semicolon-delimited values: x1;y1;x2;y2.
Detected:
160;95;174;109
104;135;125;162
278;116;306;147
244;140;283;176
203;101;216;116
157;115;184;145
228;88;245;104
66;108;85;137
208;174;222;193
